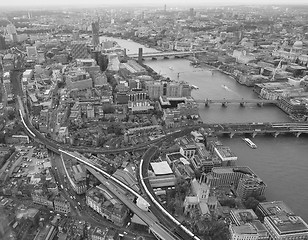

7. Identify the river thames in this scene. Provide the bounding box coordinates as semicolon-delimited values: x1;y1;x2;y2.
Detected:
101;36;308;221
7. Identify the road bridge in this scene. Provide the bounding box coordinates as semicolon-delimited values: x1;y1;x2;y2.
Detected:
127;50;206;61
194;98;277;107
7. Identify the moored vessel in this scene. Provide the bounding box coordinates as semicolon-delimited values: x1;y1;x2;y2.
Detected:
242;138;257;149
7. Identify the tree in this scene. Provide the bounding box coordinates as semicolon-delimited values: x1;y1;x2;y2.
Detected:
103;105;115;114
152;109;163;118
97;135;107;147
220;198;236;208
7;109;16;120
107;123;123;135
167;198;176;214
57;81;65;88
208;220;230;240
244;197;260;211
255;195;266;202
194;169;202;180
0;132;5;144
175;177;190;200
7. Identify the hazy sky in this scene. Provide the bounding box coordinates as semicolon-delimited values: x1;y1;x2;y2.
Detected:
0;0;307;7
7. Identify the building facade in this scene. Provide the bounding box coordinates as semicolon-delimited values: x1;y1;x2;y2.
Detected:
236;175;267;200
257;201;308;240
54;197;71;214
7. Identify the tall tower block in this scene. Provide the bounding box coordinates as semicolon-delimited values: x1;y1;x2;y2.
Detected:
138;48;143;64
92;20;100;47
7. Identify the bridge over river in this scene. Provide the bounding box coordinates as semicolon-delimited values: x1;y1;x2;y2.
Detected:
127;50;207;60
194;98;278;107
205;122;308;138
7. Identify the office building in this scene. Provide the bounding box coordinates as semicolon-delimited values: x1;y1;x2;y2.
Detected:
26;46;38;60
0;35;6;50
3;72;12;97
205;166;257;188
86;185;128;226
87;104;95;119
0;208;14;240
54;196;70;214
189;8;195;17
72;30;80;41
146;82;164;99
236;175;267;200
229;223;261;240
257;201;308;240
2;54;15;72
214;146;237;166
65;68;93;90
31;189;54;209
231;209;259;226
92;20;100;47
71;41;89;59
91;227;108;240
6;24;16;35
230;209;269;240
145;81;191;100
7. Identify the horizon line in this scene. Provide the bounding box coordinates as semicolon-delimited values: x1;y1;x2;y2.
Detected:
0;2;308;8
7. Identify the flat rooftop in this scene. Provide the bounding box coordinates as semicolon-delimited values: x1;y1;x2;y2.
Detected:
150;161;173;175
166;152;186;162
231;224;257;235
231;209;258;225
260;201;308;235
215;146;238;160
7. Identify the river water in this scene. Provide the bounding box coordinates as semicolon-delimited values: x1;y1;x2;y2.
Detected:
101;36;308;221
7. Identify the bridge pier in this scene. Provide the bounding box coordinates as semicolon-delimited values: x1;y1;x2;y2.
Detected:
229;132;235;138
273;132;280;138
257;102;264;107
205;99;209;107
295;132;302;138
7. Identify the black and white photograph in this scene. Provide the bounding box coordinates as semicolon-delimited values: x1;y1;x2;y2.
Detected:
0;0;307;239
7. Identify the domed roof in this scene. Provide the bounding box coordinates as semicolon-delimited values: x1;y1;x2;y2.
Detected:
293;40;303;48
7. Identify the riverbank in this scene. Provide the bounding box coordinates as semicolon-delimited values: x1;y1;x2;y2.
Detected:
99;36;308;221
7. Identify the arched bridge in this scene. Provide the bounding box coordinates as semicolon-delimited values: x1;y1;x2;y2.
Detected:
127;50;207;60
194;98;278;107
207;122;308;138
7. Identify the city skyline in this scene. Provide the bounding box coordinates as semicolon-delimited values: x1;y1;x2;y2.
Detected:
0;0;308;7
0;3;308;240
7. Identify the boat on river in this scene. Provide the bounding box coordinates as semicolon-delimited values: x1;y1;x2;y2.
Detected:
242;138;257;149
191;85;199;90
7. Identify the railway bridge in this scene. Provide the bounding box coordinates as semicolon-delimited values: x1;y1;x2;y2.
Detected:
205;122;308;138
194;98;277;107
